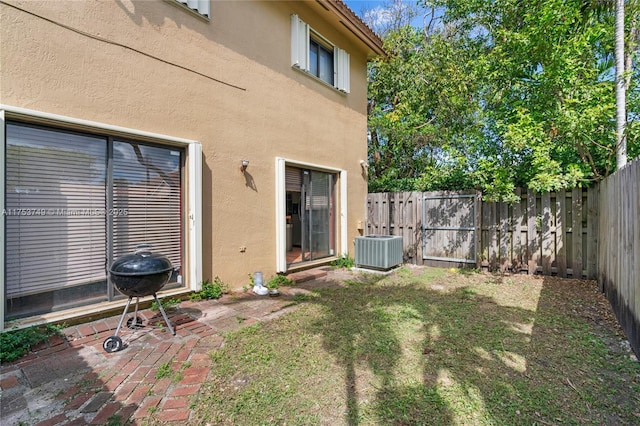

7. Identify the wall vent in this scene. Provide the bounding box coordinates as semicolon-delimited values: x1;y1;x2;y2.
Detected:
355;235;403;270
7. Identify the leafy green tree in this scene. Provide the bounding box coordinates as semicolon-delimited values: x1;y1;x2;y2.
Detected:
367;15;484;193
365;0;639;201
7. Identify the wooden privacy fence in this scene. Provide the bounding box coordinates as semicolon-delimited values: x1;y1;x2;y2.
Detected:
366;188;598;279
597;157;640;356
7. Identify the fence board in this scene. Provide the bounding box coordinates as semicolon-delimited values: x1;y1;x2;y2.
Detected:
635;162;640;343
475;192;482;269
488;202;497;269
635;163;640;330
511;188;524;272
586;186;598;279
390;192;398;236
572;187;583;278
499;201;509;271
402;192;417;262
541;192;552;275
527;189;538;274
556;190;567;277
415;191;424;264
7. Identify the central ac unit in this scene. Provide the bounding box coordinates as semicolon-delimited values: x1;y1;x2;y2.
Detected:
355;235;403;270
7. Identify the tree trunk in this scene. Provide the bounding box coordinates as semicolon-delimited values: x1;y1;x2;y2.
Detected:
615;0;627;169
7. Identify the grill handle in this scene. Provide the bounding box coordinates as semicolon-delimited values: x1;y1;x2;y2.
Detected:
135;243;152;254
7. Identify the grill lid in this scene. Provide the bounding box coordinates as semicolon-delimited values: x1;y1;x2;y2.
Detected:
110;244;172;277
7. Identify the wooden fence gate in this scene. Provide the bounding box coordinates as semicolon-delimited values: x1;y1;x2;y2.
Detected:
422;193;478;265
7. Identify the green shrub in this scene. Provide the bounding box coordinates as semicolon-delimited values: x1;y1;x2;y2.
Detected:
190;277;228;301
330;255;355;269
0;324;64;363
266;274;294;289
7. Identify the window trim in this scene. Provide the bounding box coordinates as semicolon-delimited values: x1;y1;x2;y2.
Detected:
275;157;348;273
0;110;5;332
290;14;350;93
0;104;203;331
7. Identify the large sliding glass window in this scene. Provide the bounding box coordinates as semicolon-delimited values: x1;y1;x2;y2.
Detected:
4;123;183;320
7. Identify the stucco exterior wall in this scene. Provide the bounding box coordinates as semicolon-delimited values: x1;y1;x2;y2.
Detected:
1;0;372;290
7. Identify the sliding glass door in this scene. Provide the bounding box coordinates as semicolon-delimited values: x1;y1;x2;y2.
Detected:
296;168;335;263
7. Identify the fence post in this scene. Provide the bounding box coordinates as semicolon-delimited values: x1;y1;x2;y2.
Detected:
475;191;482;270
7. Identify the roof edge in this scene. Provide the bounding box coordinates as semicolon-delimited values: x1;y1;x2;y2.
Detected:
321;0;386;58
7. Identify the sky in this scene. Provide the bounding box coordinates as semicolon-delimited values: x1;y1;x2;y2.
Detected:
343;0;433;32
343;0;388;17
344;0;394;27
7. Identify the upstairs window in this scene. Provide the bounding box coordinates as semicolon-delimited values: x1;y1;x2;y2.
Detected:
310;38;334;86
174;0;209;18
291;14;350;93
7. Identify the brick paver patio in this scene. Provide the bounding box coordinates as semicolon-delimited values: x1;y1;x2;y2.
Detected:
0;267;331;425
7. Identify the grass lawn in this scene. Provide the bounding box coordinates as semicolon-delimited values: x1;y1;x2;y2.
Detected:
190;266;640;425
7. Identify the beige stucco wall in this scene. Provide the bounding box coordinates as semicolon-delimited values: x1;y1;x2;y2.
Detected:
1;0;371;290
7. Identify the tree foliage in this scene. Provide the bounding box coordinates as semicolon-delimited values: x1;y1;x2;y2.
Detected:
366;0;639;201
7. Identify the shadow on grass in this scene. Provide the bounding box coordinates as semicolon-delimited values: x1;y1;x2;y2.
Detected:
305;272;639;425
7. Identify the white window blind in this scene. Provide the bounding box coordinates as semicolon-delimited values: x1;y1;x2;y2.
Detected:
112;141;182;275
285;166;302;192
306;170;331;210
176;0;209;17
291;14;309;71
5;124;107;298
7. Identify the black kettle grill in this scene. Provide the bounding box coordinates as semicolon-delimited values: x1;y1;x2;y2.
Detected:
102;244;176;353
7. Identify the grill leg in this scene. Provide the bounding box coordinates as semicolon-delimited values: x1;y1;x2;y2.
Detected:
133;297;139;319
152;293;176;335
114;296;134;337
